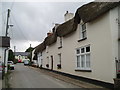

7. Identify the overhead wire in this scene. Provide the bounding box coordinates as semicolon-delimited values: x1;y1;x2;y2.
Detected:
10;12;30;44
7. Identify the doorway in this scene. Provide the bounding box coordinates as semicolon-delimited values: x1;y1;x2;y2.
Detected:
51;55;53;70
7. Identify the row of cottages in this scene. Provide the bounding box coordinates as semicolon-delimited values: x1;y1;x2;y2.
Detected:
33;2;120;88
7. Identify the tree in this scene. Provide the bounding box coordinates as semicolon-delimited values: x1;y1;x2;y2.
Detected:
8;49;14;61
25;47;34;64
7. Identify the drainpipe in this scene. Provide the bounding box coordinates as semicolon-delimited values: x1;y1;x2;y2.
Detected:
3;47;9;78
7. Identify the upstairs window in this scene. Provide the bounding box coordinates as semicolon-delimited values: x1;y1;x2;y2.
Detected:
58;37;62;49
46;46;49;53
80;23;87;40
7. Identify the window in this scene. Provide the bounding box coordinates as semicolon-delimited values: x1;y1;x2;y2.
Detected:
46;46;49;53
58;53;61;64
58;37;62;49
80;23;87;39
57;53;61;69
76;45;91;70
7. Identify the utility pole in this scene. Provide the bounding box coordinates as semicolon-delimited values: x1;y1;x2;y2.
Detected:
3;9;11;78
30;44;32;65
13;46;16;64
5;9;11;37
14;46;16;53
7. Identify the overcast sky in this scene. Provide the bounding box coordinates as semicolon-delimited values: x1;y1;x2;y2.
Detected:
1;0;93;52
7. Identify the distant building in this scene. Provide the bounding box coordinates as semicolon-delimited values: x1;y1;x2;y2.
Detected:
14;52;30;62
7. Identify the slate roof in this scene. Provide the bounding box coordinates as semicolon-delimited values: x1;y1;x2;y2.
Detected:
14;52;30;56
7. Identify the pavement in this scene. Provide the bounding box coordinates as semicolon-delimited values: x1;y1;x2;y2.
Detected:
9;63;81;88
31;66;109;89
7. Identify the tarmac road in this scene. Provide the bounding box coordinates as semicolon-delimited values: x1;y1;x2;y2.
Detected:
9;63;80;88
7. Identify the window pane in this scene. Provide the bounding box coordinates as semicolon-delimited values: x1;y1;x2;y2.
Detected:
81;55;85;68
76;49;80;54
82;24;86;30
60;37;62;47
81;48;84;53
86;54;90;68
86;46;90;52
77;56;80;67
82;32;86;38
58;54;61;64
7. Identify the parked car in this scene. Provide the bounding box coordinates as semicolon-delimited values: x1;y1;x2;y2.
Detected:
18;59;22;63
31;60;38;67
0;61;3;73
0;61;3;79
8;61;14;70
24;60;30;65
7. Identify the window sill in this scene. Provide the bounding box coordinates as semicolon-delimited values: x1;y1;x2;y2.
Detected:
78;37;87;42
58;46;62;49
75;69;92;72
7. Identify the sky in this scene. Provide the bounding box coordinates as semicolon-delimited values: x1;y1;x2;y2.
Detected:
1;0;94;52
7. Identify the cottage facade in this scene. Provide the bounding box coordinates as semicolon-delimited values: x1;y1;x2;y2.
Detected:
35;2;120;86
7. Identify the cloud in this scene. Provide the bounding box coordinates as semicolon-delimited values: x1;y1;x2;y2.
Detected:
2;1;91;51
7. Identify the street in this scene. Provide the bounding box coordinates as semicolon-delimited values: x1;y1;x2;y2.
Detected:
9;63;80;88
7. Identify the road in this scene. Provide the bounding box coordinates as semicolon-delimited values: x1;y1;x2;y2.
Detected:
9;63;80;88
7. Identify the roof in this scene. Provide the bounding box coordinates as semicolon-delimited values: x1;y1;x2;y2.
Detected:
44;32;57;46
14;52;30;56
34;42;46;54
74;2;120;23
56;18;78;37
0;36;10;47
34;2;120;53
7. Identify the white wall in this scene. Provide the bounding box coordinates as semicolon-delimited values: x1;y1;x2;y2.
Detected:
40;7;119;84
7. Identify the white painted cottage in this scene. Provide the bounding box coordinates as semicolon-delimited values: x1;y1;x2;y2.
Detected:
34;2;120;88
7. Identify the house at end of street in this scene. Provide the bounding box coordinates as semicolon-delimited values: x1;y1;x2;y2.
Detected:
14;52;30;62
34;2;120;89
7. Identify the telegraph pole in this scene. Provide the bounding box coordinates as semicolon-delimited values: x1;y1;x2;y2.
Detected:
5;9;11;37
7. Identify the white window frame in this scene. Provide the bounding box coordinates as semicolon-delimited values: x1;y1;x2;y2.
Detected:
75;45;91;70
46;46;49;53
58;53;61;64
58;37;62;48
80;23;87;39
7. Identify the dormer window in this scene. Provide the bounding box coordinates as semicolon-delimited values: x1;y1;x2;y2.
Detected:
81;23;87;39
58;37;62;49
78;23;87;42
46;46;49;53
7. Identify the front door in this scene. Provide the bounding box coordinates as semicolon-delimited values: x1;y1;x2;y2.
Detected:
51;56;53;70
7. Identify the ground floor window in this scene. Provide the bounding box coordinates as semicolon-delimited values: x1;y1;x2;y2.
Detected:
76;45;91;70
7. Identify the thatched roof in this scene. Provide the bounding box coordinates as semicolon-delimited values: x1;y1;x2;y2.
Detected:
34;42;46;54
56;18;78;37
74;2;120;23
44;32;57;46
